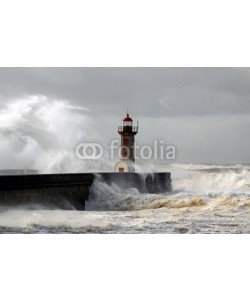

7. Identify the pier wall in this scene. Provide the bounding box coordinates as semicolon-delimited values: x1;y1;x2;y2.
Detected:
0;172;171;210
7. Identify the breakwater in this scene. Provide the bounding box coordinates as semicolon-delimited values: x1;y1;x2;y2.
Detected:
0;172;171;210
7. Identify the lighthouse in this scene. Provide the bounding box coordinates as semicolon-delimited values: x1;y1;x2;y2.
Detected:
114;112;138;173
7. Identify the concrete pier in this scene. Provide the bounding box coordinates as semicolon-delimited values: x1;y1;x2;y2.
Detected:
0;172;171;210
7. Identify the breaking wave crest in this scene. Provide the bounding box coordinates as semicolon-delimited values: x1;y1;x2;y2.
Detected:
87;163;250;211
209;197;250;208
87;175;250;211
148;198;206;209
172;168;250;192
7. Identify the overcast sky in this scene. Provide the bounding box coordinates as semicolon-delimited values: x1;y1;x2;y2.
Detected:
0;67;249;165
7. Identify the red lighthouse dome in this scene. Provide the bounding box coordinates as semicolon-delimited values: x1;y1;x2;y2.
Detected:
123;113;133;127
123;114;133;122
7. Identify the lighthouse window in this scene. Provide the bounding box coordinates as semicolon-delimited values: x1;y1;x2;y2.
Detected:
123;121;132;126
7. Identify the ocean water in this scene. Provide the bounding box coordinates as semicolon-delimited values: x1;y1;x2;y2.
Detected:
0;163;250;234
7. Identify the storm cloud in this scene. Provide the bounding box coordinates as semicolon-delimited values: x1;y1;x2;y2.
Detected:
0;67;249;165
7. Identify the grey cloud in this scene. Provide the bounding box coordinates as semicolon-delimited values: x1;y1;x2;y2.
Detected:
0;68;250;164
1;68;250;117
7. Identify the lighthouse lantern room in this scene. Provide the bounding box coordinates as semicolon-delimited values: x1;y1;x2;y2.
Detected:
114;112;138;173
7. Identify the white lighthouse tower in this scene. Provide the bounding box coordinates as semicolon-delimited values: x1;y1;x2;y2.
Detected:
114;112;138;173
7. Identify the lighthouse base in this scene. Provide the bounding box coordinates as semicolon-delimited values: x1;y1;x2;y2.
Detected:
114;160;135;173
98;172;171;194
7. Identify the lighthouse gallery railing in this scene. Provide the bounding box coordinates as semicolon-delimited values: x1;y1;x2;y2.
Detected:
118;126;138;133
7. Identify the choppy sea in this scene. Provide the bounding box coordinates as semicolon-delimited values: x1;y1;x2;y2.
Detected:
0;163;250;234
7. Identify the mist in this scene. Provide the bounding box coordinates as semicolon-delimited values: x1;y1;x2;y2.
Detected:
0;95;113;173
